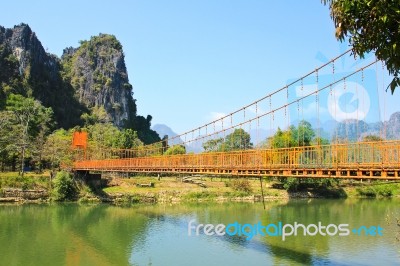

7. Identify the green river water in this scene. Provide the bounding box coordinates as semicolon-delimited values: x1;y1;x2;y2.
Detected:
0;199;398;266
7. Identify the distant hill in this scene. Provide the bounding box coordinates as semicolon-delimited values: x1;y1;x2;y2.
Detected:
152;124;183;145
327;112;400;141
153;112;400;153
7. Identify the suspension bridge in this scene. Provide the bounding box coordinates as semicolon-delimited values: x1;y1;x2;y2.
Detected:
72;50;400;180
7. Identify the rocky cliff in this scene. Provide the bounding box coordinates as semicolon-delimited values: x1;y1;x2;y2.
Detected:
0;23;159;143
332;112;400;141
61;34;135;127
0;23;85;128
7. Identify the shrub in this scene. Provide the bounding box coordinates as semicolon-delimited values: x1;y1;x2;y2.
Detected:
0;175;37;190
184;191;216;200
375;185;394;197
52;171;77;201
231;178;252;193
356;185;394;198
281;177;299;191
356;187;377;197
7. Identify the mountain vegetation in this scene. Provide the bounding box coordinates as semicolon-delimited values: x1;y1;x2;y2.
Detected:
0;23;160;173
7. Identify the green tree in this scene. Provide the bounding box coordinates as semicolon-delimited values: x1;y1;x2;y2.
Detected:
266;127;296;148
0;111;21;171
6;94;53;175
202;138;224;152
267;121;316;149
221;128;253;151
164;145;186;155
81;106;110;126
52;171;77;201
87;123;120;148
362;135;383;142
292;120;315;146
32;107;54;172
0;44;24;108
312;137;330;146
114;129;143;149
323;0;400;93
43;129;73;170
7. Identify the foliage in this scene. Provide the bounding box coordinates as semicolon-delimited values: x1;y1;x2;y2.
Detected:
231;178;252;193
43;129;73;169
130;115;161;145
86;123;144;151
356;184;394;198
5;94;54;174
164;145;186;155
312;137;330;146
81;106;110;125
0;174;48;190
281;177;299;191
202;138;224;152
362;135;383;142
201;129;253;152
323;0;400;93
266;120;320;148
184;191;216;200
0;44;24;108
280;177;341;195
114;129;144;149
52;171;77;201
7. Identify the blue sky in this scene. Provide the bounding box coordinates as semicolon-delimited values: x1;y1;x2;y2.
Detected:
2;0;398;134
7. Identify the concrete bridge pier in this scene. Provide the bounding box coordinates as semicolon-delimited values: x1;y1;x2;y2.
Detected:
74;170;104;187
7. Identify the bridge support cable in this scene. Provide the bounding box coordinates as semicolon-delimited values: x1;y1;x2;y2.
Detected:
71;51;399;180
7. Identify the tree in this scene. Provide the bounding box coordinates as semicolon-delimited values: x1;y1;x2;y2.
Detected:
362;134;383;142
266;120;318;149
87;123;120;147
221;128;253;151
164;144;186;155
293;120;315;146
81;106;110;126
6;94;53;175
114;129;143;149
43;129;73;170
202;138;224;152
0;44;24;108
266;127;296;149
32;107;54;172
52;171;77;201
323;0;400;93
0;111;21;171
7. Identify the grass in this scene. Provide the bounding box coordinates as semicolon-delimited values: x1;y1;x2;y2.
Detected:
102;176;282;201
355;183;399;198
1;172;399;201
102;175;400;200
0;172;51;190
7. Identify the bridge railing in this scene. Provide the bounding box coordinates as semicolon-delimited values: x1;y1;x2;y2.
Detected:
73;140;400;173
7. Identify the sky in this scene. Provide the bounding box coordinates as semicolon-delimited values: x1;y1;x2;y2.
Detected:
2;0;399;134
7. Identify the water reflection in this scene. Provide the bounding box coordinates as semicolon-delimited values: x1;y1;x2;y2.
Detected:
0;199;398;265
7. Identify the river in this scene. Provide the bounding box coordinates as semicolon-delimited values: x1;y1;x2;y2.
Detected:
0;199;398;265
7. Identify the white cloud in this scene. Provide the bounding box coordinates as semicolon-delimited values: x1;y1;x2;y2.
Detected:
205;112;231;130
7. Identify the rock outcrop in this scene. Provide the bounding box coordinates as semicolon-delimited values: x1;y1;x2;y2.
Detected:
0;23;159;143
0;23;85;128
61;34;136;127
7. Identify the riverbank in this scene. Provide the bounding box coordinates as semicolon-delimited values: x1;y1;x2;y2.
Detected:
1;172;400;204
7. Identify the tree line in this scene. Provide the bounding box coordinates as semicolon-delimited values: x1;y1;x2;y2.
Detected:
0;94;146;174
